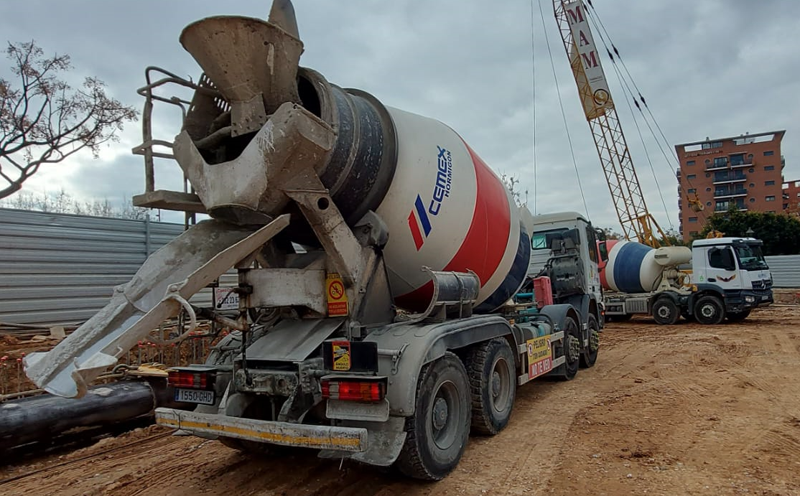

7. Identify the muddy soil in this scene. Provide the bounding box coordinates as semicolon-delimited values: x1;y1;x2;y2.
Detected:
2;306;799;495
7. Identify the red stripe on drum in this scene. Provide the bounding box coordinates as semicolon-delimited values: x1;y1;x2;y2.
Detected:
394;141;511;310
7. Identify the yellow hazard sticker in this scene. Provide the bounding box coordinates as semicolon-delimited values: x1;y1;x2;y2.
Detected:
332;341;351;371
527;335;553;379
326;273;349;317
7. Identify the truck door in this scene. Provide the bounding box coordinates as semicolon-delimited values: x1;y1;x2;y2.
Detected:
704;246;741;290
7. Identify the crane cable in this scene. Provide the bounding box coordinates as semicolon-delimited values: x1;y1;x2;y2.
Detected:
536;0;589;216
529;0;538;215
582;12;672;230
584;3;710;226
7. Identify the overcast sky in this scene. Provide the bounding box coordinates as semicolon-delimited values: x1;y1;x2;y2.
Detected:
1;0;798;231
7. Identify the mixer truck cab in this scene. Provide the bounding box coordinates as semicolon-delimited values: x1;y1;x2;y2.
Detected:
21;2;603;482
689;237;773;313
598;236;773;325
526;211;604;325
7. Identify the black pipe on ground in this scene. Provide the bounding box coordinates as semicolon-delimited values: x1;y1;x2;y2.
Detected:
0;381;160;452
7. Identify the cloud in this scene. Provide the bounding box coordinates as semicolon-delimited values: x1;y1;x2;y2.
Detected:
1;0;797;235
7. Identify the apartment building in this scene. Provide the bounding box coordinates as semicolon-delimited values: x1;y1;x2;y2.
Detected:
675;130;785;237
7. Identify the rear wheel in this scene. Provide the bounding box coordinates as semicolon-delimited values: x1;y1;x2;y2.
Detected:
607;313;633;323
556;316;581;380
694;295;725;325
396;352;471;481
726;309;751;322
466;338;516;435
580;314;600;368
652;298;680;325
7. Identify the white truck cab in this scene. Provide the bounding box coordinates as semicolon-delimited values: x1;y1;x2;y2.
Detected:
690;237;774;311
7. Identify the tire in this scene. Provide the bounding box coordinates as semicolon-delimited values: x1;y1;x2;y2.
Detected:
580;314;600;368
652;298;680;326
726;309;751;322
465;338;516;436
396;352;471;481
556;316;581;380
694;295;725;325
607;313;633;323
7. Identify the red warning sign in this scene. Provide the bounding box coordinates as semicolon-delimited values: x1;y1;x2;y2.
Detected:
326;273;349;317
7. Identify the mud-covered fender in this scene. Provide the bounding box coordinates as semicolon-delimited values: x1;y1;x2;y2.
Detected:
537;304;582;336
365;315;513;417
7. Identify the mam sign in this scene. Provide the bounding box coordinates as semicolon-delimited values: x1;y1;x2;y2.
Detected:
564;0;613;120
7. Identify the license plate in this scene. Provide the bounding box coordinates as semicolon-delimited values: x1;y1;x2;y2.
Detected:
762;296;769;301
175;388;215;405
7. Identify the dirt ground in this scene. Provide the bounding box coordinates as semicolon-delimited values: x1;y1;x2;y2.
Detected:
2;305;799;496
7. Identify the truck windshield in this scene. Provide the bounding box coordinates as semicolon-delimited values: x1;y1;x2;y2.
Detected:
735;244;769;270
531;228;567;250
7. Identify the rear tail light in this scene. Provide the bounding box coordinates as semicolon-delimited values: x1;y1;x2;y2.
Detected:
321;379;385;402
168;370;214;389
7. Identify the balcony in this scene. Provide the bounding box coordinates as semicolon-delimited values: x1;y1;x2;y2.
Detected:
714;201;747;212
714;187;748;199
713;172;747;184
729;160;754;169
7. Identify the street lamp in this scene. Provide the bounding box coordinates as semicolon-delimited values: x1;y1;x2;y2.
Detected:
746;227;754;237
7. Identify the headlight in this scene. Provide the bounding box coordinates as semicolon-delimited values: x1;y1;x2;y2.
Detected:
745;296;755;303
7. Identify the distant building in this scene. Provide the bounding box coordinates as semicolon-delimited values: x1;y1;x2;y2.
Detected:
675;130;785;237
784;179;800;215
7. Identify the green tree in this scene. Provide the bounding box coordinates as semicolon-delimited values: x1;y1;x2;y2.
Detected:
698;207;800;255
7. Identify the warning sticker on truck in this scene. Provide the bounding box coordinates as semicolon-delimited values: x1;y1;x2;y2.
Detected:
326;273;349;317
213;288;239;311
332;341;351;371
527;335;553;379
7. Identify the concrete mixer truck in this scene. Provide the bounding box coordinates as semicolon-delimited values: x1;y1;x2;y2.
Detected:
21;0;601;481
529;212;773;325
599;237;773;325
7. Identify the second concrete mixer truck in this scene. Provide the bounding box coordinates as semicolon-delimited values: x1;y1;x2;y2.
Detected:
529;212;773;325
22;0;602;481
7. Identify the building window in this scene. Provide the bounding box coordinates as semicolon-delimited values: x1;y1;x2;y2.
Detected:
749;198;755;203
730;154;746;166
689;217;698;222
797;192;800;197
749;168;755;173
686;160;695;166
765;165;775;171
749;183;755;188
765;180;775;186
764;150;774;156
705;159;711;165
766;196;776;202
706;187;711;192
688;188;696;194
687;174;696;180
713;157;728;168
706;201;712;206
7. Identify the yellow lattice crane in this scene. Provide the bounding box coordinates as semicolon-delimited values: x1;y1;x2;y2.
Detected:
551;0;698;247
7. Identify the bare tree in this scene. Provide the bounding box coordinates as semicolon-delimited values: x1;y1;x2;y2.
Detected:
0;41;137;199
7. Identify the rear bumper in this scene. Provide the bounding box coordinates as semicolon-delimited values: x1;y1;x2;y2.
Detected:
155;407;367;452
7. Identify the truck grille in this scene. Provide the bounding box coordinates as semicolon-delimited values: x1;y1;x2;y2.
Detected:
751;279;772;290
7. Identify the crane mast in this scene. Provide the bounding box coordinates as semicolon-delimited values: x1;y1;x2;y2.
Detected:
552;0;667;247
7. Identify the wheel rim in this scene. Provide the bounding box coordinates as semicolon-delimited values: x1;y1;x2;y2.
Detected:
567;334;581;363
430;380;461;450
700;304;716;319
490;357;512;414
657;305;671;319
589;328;600;352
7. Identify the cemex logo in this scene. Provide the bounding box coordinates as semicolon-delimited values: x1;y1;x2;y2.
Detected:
407;195;431;250
407;146;453;251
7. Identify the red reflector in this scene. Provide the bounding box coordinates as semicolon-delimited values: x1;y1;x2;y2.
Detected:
168;370;209;389
321;380;384;402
